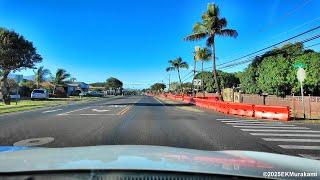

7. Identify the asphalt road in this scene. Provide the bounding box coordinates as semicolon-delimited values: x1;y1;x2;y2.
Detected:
0;95;319;160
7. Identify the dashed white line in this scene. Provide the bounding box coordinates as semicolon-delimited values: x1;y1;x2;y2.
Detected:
279;145;320;150
262;138;320;142
250;133;320;137
42;109;63;113
57;107;91;116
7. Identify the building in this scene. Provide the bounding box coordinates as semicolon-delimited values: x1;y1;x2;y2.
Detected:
66;82;89;96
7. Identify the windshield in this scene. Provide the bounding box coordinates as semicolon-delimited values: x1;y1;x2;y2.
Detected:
0;0;319;178
32;90;45;94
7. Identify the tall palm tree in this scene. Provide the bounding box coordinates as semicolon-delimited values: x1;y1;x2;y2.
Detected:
34;66;51;88
54;68;71;85
53;68;70;94
166;57;189;86
184;3;238;100
195;47;212;97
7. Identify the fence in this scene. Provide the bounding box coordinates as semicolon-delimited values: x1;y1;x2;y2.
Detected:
241;94;320;119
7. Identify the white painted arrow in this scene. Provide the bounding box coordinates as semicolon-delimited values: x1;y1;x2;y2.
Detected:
92;109;110;112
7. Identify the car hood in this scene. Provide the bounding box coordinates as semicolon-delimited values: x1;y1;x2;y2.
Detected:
0;145;319;178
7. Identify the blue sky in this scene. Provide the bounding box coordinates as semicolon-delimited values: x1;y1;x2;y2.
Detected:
0;0;319;88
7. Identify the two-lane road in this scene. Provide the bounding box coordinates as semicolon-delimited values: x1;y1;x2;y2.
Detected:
0;95;319;160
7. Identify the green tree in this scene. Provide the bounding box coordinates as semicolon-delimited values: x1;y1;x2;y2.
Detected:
185;3;238;100
195;71;239;92
165;57;189;85
54;69;71;85
194;47;211;97
0;28;42;104
239;42;320;96
150;83;166;93
34;66;51;88
105;77;123;90
238;65;259;94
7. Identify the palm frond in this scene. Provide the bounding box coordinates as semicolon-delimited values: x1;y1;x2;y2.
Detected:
217;18;227;29
217;29;238;38
179;62;189;69
184;32;208;41
206;35;214;47
192;22;206;33
207;3;220;17
166;67;175;72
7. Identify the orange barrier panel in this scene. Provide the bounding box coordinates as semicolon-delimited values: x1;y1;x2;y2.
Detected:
228;102;254;117
254;105;290;121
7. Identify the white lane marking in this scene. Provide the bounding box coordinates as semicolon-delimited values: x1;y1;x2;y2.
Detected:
229;123;295;127
226;122;279;124
250;133;320;137
221;120;268;123
42;109;63;113
241;129;320;133
78;114;116;116
154;97;164;105
216;118;236;121
92;109;110;112
233;126;308;129
263;138;320;142
57;107;91;116
279;145;320;150
299;154;320;160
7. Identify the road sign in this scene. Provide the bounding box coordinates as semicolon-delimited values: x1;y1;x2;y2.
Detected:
294;62;305;68
297;67;306;82
193;79;202;86
296;67;306;119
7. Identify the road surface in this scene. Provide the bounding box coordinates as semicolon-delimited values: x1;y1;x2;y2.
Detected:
0;95;319;160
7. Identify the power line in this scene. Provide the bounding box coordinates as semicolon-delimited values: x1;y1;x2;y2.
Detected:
217;25;320;67
219;34;320;69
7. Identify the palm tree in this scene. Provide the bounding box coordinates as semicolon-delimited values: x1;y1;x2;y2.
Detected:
34;66;51;88
195;47;212;97
166;57;189;86
54;68;71;85
184;3;238;100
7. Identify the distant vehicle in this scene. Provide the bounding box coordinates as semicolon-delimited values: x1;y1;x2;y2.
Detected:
31;89;49;100
87;91;104;97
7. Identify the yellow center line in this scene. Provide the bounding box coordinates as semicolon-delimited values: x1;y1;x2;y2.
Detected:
117;105;132;115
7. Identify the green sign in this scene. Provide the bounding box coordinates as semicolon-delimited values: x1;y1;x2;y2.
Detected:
294;62;305;68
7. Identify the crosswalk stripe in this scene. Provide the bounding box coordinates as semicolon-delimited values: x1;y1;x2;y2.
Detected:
241;129;320;133
226;121;278;124
227;123;295;126
299;154;320;160
279;145;320;150
222;120;269;123
250;133;320;137
262;138;320;142
233;126;308;129
216;119;236;121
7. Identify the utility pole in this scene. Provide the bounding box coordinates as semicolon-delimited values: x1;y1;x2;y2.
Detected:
168;73;171;92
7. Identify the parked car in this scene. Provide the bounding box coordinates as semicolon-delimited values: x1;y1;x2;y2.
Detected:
87;91;104;97
31;89;49;100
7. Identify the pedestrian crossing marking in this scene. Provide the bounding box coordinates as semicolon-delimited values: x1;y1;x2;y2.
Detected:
241;129;320;133
233;126;308;129
250;133;320;137
262;138;320;142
